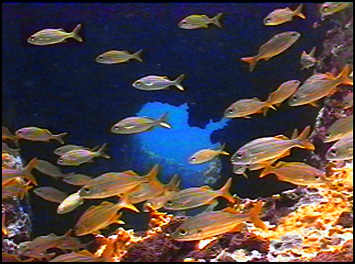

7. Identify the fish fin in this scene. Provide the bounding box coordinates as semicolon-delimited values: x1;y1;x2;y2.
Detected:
291;128;298;139
240;56;257;72
218;178;235;203
117;194;140;213
200;185;212;190
96;143;111;159
173;74;185;91
336;64;353;86
89;145;100;152
309;46;316;57
248;201;267;230
241;171;248;179
273;135;289;140
222;207;238;214
218;143;230;155
132;49;143;62
309;101;319;108
24;158;39;185
243;116;252;119
262;101;277;116
123;170;138;176
230;223;247;233
295;125;315;151
52;132;68;145
166;174;181;191
204;200;219;212
144;164;160;182
71;24;83;42
259;165;273;178
294;4;306;19
211;12;223;28
156;112;172;129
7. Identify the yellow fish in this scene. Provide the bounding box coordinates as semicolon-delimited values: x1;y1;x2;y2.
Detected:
241;31;300;72
171;201;266;241
15;127;68;144
35;159;66;179
188;144;230;164
78;167;154;199
2;178;33;200
2;126;19;146
324;114;353;143
2;157;39;186
133;74;185;91
326;132;353;161
231;126;314;166
33;186;68;203
96;49;143;64
54;144;91;156
265;80;301;115
320;2;353;18
300;47;318;70
27;24;83;45
49;250;104;262
74;196;138;236
57;143;110;166
224;97;276;118
57;192;84;214
178;13;223;29
62;173;93;186
288;65;353;107
126;165;165;204
164;177;235;211
143;174;181;212
264;4;306;26
259;161;330;187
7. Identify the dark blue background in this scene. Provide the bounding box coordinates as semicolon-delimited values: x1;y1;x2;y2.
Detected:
2;3;326;235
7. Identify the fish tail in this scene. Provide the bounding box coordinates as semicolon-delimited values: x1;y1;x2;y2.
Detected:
97;143;111;159
173;74;185;91
71;24;83;42
262;100;277;116
336;64;353;86
294;4;306;19
132;49;143;62
52;132;68;145
309;46;317;57
248;201;267;230
211;12;223;28
295;125;315;150
24;157;39;185
167;174;181;190
156;112;172;129
240;56;258;72
218;177;235;203
145;164;160;182
118;194;140;213
218;143;230;155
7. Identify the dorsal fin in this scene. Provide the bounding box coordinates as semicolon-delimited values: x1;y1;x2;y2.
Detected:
273;135;289;140
123;170;138;176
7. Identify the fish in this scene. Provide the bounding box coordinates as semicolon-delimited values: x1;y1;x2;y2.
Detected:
2;142;20;156
241;31;301;72
2;178;33;200
2;157;39;186
57;192;85;214
15;127;68;144
74;195;139;236
54;144;91;156
231;126;314;166
96;49;143;64
326;132;353;161
49;250;103;262
300;47;317;70
163;177;235;211
288;64;353;107
224;97;276;118
263;4;306;26
265;80;301;114
34;159;66;179
320;2;353;18
126;165;165;204
17;230;84;260
57;143;110;166
324;114;353;143
259;161;330;187
2;126;19;146
143;174;181;212
111;112;171;134
188;143;230;164
27;24;83;46
132;74;185;91
78;167;155;199
178;13;223;29
33;186;68;203
171;201;266;241
340;92;353;109
62;173;93;186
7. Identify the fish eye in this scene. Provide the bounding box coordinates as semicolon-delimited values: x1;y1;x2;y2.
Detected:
179;229;187;235
83;187;91;193
227;108;234;113
166;200;173;205
236;152;243;158
135;81;142;86
325;133;331;137
190;156;196;161
330;148;337;154
322;6;329;12
98;55;104;60
264;18;271;23
292;32;299;37
58;158;63;163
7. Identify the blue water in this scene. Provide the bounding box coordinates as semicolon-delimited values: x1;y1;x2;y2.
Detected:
2;3;327;234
